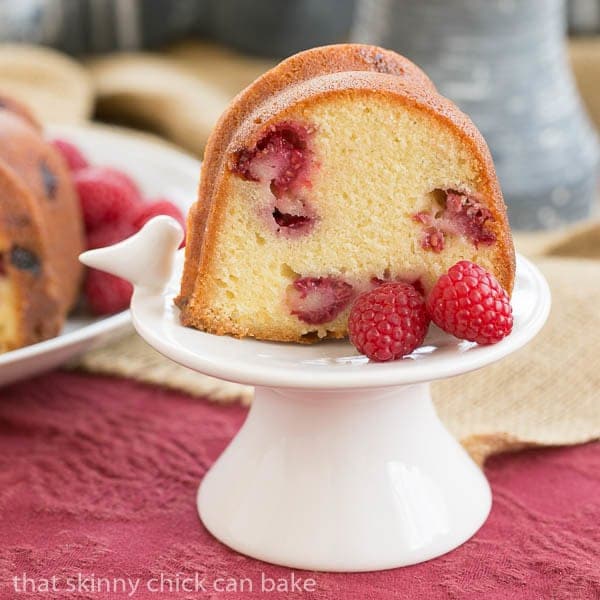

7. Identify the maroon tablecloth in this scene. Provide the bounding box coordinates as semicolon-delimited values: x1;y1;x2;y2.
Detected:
0;372;598;599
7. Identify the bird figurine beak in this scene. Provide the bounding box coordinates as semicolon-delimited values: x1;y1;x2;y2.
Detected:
79;216;184;292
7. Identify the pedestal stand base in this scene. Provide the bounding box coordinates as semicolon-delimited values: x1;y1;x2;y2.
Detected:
198;384;491;571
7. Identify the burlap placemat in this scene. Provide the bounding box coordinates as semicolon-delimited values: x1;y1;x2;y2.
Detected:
0;43;93;124
74;225;600;463
88;43;276;157
88;52;230;156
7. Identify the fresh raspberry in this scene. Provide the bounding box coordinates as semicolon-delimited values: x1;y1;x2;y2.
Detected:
286;276;354;325
74;166;142;232
85;220;137;315
84;269;133;315
86;220;138;250
427;261;513;345
102;167;143;201
348;282;429;362
132;198;185;230
51;138;89;171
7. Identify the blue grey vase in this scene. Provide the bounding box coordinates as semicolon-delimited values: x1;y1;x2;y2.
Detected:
352;0;600;229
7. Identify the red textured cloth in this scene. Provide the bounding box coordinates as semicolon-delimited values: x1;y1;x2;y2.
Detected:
0;372;598;600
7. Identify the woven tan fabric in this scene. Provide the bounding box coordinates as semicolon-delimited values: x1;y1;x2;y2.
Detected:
88;52;230;156
570;38;600;133
0;44;93;124
88;43;274;157
437;254;600;463
77;332;254;403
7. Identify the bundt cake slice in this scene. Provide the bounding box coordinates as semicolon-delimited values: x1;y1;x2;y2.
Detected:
177;44;515;343
0;98;84;351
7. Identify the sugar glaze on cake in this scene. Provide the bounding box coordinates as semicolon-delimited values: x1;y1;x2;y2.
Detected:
177;44;515;342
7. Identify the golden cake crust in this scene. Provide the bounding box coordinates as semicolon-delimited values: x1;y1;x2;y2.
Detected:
177;45;515;343
0;105;84;349
0;163;62;346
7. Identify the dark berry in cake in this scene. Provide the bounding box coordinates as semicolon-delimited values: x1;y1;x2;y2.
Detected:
10;247;41;274
287;276;354;325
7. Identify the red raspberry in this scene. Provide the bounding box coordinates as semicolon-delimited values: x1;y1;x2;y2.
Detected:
427;261;513;345
86;220;138;250
102;167;143;201
51;138;89;171
348;282;429;362
132;198;185;230
74;166;142;232
84;218;137;315
84;269;133;315
132;198;186;247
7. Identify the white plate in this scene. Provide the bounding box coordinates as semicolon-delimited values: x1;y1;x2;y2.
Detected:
0;124;199;387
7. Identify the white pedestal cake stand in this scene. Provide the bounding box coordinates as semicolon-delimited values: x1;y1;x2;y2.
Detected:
81;217;551;572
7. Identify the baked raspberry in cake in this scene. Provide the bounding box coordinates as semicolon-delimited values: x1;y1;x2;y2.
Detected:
0;97;84;351
177;44;515;342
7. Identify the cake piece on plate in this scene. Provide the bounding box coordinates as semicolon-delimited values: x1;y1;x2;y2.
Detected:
0;96;84;351
177;44;515;342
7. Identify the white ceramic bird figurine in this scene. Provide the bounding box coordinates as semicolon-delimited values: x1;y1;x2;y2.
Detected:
79;215;184;292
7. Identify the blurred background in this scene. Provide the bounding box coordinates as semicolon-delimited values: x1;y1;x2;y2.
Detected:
0;0;598;230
